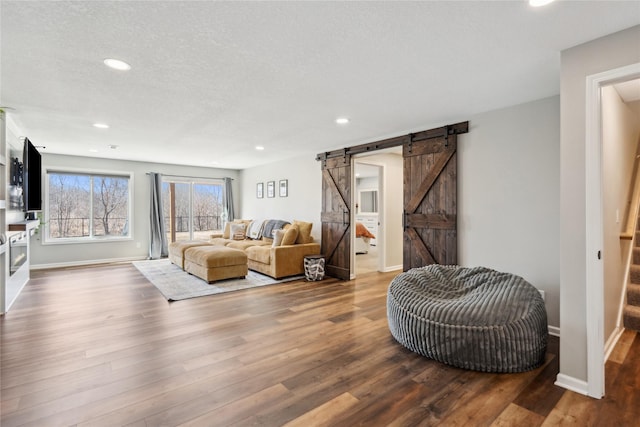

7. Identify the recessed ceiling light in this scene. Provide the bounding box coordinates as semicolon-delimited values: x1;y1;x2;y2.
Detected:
335;117;350;125
108;144;118;150
355;173;360;177
93;123;109;129
211;161;220;165
103;58;131;71
529;0;555;7
255;146;265;151
89;149;99;153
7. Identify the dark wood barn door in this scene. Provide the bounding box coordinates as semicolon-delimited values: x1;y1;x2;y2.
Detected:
403;128;459;270
317;122;467;279
320;156;351;280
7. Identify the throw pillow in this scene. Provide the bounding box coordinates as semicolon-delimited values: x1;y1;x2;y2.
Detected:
223;219;251;239
247;219;265;240
293;220;313;244
281;224;299;245
230;223;247;240
272;229;285;247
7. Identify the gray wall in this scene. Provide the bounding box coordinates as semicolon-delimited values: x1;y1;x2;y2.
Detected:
31;154;240;267
560;25;640;384
239;155;322;241
459;96;560;329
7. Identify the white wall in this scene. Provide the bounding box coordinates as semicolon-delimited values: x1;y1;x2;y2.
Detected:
601;85;640;341
560;25;640;384
459;96;560;329
31;153;240;267
239;155;322;241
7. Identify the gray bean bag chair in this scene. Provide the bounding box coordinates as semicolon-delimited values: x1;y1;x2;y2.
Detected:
387;265;547;373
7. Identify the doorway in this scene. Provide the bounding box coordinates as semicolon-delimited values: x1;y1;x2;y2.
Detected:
318;122;468;281
162;177;225;243
354;161;383;276
585;63;640;398
351;148;407;278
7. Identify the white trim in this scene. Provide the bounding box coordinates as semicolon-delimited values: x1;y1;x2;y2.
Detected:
43;166;134;244
555;374;589;396
31;256;146;270
604;326;625;362
548;325;561;337
585;62;640;399
382;265;403;273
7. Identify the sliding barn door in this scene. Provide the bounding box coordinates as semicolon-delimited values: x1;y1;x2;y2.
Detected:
403;130;458;270
320;156;351;280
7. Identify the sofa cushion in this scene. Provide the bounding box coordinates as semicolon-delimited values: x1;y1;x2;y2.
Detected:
293;220;313;244
227;239;269;251
282;224;299;245
246;245;271;264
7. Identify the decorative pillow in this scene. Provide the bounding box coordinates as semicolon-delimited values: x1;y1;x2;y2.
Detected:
230;223;247;240
223;219;251;239
293;220;313;244
281;224;299;246
272;229;285;247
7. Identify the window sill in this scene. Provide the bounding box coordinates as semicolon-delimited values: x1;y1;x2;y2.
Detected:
42;236;133;246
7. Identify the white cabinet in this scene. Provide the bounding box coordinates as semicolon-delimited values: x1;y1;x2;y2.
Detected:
355;214;378;246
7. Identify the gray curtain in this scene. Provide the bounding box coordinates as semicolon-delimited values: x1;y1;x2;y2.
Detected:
223;177;235;222
149;173;168;259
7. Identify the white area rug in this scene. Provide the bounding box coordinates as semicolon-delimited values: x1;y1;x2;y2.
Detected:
133;259;304;301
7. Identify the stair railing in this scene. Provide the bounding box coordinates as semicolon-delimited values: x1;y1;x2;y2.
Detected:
619;153;640;331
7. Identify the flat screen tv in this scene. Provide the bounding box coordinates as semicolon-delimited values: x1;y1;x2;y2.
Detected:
22;137;42;213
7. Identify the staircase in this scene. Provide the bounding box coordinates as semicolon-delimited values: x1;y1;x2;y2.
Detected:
624;245;640;331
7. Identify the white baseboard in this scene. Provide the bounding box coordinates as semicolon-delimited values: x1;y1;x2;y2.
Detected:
555;374;589;396
382;265;403;273
548;325;560;337
31;256;147;270
604;326;625;361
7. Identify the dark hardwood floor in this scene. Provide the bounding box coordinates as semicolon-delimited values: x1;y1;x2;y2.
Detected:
1;263;639;426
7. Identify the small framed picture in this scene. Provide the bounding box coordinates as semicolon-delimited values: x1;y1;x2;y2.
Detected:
279;179;288;197
256;182;264;199
267;181;275;198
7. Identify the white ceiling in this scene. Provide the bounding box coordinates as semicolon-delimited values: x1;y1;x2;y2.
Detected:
1;1;639;170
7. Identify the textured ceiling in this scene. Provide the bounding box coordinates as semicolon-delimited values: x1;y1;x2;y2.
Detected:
1;1;639;170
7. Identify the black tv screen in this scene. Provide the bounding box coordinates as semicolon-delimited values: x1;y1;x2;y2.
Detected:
22;138;42;212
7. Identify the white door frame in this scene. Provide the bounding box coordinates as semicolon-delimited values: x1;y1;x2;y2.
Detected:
585;62;640;399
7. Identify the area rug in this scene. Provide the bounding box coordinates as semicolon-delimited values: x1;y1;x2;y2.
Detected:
133;259;304;301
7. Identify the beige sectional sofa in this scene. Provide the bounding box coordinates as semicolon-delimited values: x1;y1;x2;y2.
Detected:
171;219;321;280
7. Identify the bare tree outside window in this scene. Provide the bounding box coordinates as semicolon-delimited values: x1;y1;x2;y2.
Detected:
93;176;129;236
162;179;224;242
47;172;130;240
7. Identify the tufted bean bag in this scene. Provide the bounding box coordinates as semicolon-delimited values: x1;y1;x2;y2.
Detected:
387;265;548;373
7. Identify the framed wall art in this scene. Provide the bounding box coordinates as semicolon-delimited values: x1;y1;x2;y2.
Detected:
256;182;264;198
279;179;288;197
267;181;275;198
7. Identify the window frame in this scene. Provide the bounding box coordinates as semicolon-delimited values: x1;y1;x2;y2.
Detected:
43;167;134;245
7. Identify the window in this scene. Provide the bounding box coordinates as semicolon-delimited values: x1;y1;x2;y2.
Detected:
45;170;132;242
162;178;224;242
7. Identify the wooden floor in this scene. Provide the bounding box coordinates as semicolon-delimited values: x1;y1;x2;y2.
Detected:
1;264;639;426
